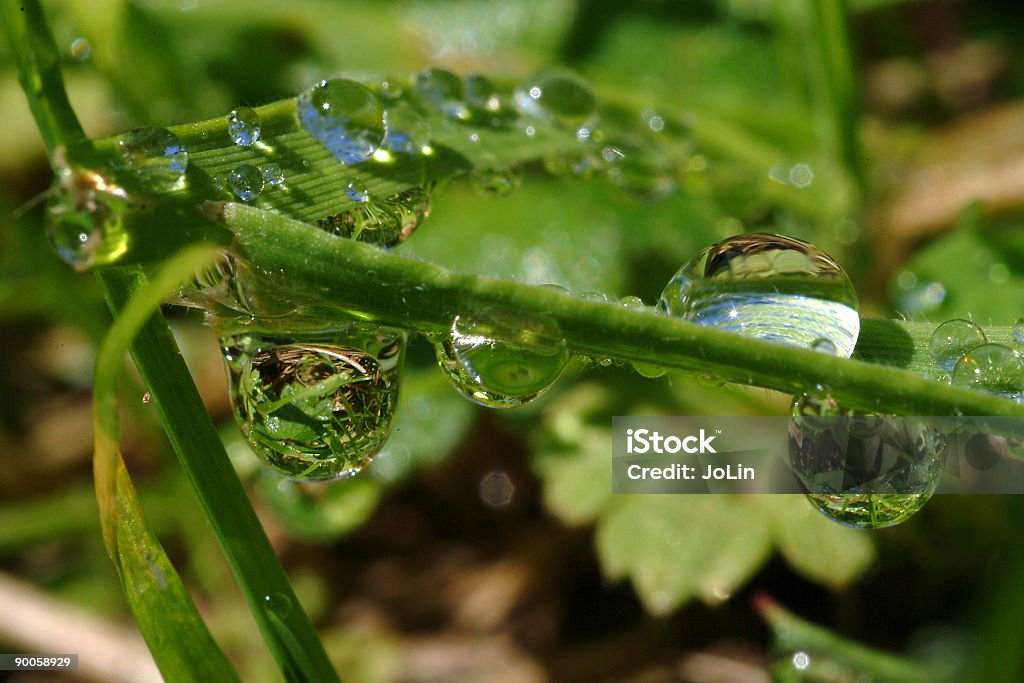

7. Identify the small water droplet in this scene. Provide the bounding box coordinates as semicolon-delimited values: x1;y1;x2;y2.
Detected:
951;343;1024;400
414;67;469;120
929;319;987;373
346;178;370;203
142;391;152;404
382;106;431;154
226;106;261;146
469;166;521;197
70;37;91;60
514;66;598;128
812;338;838;355
117;126;188;190
263;593;292;618
617;296;667;377
1013;318;1024;350
480;470;515;507
45;168;130;270
435;310;568;408
261;163;284;187
296;79;385;165
601;139;676;202
789;407;945;529
318;182;434;247
659;234;860;358
792;652;811;671
227;163;265;201
222;327;404;480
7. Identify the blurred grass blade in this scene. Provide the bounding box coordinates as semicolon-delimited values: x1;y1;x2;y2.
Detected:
92;245;240;682
756;594;940;682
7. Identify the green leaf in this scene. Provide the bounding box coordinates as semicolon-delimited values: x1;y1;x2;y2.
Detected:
595;495;774;614
765;495;875;588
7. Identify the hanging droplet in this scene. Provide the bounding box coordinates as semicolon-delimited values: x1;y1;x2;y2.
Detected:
951;343;1024;400
658;234;860;358
789;405;945;529
929;319;987;373
382;106;431;154
514;66;598;128
226;106;261;147
434;310;568;408
261;163;285;187
221;326;405;481
45;168;130;271
345;178;370;203
117;126;188;190
469;166;521;197
296;79;386;165
227;163;265;201
414;67;469;120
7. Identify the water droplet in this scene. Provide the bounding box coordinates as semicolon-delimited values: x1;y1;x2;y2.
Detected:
117;126;188;190
792;652;811;671
382;106;431;154
70;37;91;61
226;107;261;146
221;326;404;480
263;593;292;618
414;67;469;120
1014;318;1024;350
469;166;521;197
514;66;598;128
480;470;515;507
929;319;987;372
142;391;152;404
658;234;860;358
789;409;945;529
317;182;434;247
464;74;501;113
951;343;1024;400
261;163;285;187
346;178;370;203
812;338;838;355
45;169;130;270
227;163;265;202
435;310;568;408
296;79;386;165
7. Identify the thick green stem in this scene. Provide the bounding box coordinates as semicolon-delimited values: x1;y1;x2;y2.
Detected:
221;202;1024;418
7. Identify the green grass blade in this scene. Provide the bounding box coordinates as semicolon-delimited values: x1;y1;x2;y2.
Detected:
93;245;240;682
96;265;342;683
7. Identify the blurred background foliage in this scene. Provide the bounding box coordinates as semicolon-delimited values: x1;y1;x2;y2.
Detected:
5;0;1024;681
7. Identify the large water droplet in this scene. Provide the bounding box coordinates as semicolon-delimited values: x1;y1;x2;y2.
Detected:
117;126;188;190
951;343;1024;401
227;164;265;201
414;67;469;120
434;310;568;408
226;106;261;146
658;234;860;358
296;79;386;165
514;67;597;128
929;318;987;373
789;405;945;529
222;326;404;480
45;169;130;271
382;106;431;154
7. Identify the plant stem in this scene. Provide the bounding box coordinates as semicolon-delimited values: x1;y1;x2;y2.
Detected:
220;201;1024;418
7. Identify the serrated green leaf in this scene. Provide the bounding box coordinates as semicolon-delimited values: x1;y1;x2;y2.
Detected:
595;495;773;615
766;494;875;588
